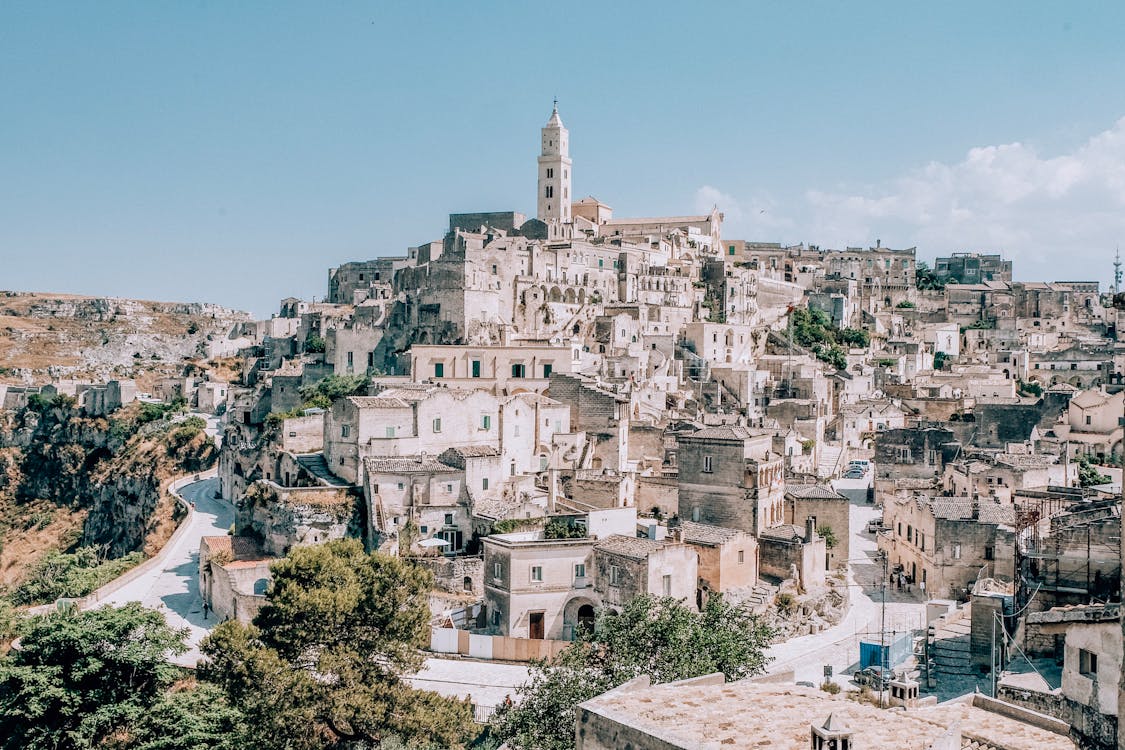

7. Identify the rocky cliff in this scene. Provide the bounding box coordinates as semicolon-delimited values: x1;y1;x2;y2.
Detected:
0;291;250;387
0;399;216;588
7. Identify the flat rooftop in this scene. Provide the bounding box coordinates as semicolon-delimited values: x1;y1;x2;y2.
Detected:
579;680;1075;750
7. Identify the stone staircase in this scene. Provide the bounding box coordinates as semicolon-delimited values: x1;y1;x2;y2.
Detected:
816;444;844;479
931;611;974;677
743;581;779;614
295;452;352;487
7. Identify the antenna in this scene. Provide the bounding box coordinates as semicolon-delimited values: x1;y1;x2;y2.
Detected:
1114;246;1122;296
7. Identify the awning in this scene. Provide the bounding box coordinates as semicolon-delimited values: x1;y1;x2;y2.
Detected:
418;537;451;548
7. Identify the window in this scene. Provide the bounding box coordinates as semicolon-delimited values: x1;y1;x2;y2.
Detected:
662;575;672;596
1079;648;1099;678
445;484;453;494
471;359;481;378
984;546;995;561
347;352;354;368
609;565;622;586
481;414;491;430
540;455;548;470
738;550;745;564
546;168;554;178
444;513;454;525
951;543;961;559
482;477;489;490
493;562;502;579
434;362;444;378
397;482;404;490
511;363;526;378
896;446;912;462
728;245;735;255
542;363;553;377
531;566;543;582
545;185;554;198
1086;414;1092;426
906;526;913;542
341;425;350;438
692;506;701;522
433;418;442;433
703;455;714;473
574;563;586;578
385;426;396;438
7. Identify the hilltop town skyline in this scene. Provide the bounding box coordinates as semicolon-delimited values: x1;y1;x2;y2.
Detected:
5;4;1125;315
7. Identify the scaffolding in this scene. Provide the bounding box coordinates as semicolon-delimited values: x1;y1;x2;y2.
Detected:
1014;491;1121;613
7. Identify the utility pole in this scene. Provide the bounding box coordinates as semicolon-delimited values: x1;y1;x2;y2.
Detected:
879;549;888;708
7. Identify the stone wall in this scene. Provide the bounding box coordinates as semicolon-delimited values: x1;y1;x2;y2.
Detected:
414;555;485;597
237;481;362;556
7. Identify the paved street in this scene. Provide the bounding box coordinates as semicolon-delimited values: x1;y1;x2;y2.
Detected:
764;473;928;688
98;476;233;666
100;476;532;703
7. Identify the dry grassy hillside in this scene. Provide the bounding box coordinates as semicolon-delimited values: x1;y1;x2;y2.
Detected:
0;291;250;389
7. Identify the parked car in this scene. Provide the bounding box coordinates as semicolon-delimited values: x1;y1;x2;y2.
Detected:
843;470;866;479
853;665;891;689
866;518;885;533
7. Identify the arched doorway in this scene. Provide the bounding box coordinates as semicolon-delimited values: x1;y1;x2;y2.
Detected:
577;604;596;634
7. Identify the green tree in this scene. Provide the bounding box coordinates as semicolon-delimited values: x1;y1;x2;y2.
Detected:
490;594;773;750
817;525;837;550
0;603;187;750
915;261;945;291
1077;454;1111;487
200;539;475;750
123;681;244;750
304;334;327;354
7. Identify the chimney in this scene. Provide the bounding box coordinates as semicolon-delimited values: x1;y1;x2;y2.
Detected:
804;517;817;543
810;713;852;750
971;497;980;520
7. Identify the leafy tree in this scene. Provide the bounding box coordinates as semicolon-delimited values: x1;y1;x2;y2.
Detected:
817;525;838;550
304;333;327;354
543;518;586;539
123;681;244;750
490;594;773;750
915;261;945;291
1077;454;1111;487
0;603;187;750
895;300;916;309
933;351;949;371
200;539;475;750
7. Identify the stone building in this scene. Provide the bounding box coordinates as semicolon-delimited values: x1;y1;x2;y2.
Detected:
676;426;785;536
758;517;827;590
934;252;1013;285
591;533;697;610
199;535;273;624
678;520;758;599
784;484;850;571
878;496;1015;598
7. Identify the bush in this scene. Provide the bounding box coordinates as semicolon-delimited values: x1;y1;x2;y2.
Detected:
304;334;326;353
820;681;841;694
895;300;916;309
10;547;146;606
775;592;795;614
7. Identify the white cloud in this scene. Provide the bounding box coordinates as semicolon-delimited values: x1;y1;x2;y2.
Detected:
707;117;1125;282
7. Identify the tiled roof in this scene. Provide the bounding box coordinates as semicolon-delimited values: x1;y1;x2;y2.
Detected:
924;498;1015;525
594;534;666;560
786;484;844;500
758;524;807;542
348;395;413;409
363;456;454;474
442;445;500;458
678;521;743;546
682;425;761;441
202;535;264;561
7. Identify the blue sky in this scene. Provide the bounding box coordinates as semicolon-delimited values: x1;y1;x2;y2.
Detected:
4;2;1125;316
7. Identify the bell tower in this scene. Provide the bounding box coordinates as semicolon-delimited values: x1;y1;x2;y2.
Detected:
537;100;572;223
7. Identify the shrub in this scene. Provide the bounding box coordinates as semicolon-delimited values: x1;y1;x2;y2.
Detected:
820;681;841;694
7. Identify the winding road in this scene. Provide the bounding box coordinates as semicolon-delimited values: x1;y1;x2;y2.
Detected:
98;476;233;666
